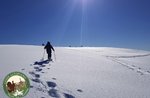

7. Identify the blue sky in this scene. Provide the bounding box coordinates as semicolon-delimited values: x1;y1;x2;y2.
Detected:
0;0;150;50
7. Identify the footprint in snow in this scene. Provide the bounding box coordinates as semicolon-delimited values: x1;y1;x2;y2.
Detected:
34;66;39;69
29;72;40;78
35;68;42;72
77;89;83;93
128;67;134;70
41;72;45;73
31;78;41;83
147;71;150;73
137;71;144;75
35;74;40;78
40;65;46;67
52;78;56;80
63;93;75;98
29;71;35;75
48;89;60;98
47;81;57;88
30;85;34;88
131;65;136;67
21;68;25;70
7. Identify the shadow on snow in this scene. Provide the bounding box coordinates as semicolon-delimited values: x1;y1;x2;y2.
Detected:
34;60;50;65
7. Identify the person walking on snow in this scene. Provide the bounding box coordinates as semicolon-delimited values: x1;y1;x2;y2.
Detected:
44;41;55;61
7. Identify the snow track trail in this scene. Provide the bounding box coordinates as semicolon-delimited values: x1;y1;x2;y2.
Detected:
26;60;76;98
106;55;150;76
1;45;150;98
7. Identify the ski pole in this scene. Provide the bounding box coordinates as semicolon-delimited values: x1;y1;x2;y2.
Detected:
54;51;56;61
41;49;45;61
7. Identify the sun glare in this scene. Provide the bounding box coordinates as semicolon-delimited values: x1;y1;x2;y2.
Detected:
74;0;93;5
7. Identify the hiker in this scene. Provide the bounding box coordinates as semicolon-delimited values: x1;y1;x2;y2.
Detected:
7;81;15;93
44;41;55;61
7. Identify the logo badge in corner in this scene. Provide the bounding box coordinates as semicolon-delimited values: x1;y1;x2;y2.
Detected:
3;72;30;98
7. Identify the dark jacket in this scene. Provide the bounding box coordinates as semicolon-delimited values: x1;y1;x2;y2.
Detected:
44;42;54;54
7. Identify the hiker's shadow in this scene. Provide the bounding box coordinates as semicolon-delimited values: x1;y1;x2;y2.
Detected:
34;60;50;66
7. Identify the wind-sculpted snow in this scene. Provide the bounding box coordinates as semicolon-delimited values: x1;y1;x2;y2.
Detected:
106;53;150;58
0;45;150;98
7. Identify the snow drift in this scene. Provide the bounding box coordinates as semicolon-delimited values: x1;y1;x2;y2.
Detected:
0;45;150;98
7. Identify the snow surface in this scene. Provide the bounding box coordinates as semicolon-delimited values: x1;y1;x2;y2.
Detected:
0;45;150;98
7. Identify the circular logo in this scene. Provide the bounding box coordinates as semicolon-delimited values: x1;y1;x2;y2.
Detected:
3;72;30;98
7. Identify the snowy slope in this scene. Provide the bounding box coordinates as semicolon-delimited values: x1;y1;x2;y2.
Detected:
0;45;150;98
